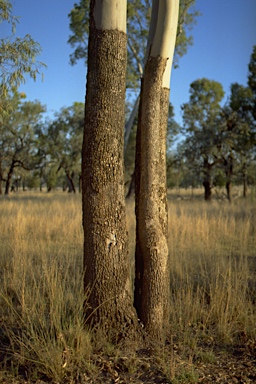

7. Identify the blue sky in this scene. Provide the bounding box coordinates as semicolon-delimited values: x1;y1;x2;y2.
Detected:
3;0;256;125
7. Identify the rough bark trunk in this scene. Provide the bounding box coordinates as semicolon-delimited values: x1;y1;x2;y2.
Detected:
136;57;169;341
82;0;138;340
134;0;179;341
159;87;170;323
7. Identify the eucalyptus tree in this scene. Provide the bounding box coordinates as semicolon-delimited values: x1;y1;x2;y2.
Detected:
133;0;180;340
0;0;45;114
211;48;256;201
247;46;256;192
47;103;84;193
68;0;197;78
248;45;256;119
82;0;139;337
181;78;225;201
227;83;255;197
81;0;197;343
1;91;45;194
68;0;199;149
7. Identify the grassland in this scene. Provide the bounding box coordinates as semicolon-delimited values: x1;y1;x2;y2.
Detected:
0;190;255;383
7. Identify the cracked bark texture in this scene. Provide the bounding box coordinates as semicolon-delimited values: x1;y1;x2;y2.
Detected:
135;57;169;341
82;0;138;339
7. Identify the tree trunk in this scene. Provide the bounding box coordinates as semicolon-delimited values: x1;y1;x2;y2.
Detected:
224;155;233;202
226;181;231;202
5;160;15;195
135;0;179;341
82;0;138;340
243;168;248;198
203;158;213;201
137;56;169;341
203;179;212;201
0;154;3;195
66;171;76;193
78;174;82;193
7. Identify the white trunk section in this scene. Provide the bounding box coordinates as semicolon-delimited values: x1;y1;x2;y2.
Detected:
151;0;180;88
144;0;159;64
93;0;127;31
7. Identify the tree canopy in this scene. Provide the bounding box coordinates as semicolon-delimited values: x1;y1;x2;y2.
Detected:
0;0;46;113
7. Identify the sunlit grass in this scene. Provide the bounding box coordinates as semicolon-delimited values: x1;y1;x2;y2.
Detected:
0;190;255;382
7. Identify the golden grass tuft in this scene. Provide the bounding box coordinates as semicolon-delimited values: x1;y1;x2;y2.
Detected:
0;190;255;382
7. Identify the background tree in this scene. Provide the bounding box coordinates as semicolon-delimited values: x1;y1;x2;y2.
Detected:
248;45;256;120
1;91;45;194
82;0;138;338
47;103;84;193
227;83;255;197
217;106;237;201
0;0;45;115
181;78;224;201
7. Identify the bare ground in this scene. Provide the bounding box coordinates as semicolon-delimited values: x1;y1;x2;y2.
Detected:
0;340;256;383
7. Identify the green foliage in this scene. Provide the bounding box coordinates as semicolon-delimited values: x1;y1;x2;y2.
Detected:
68;0;90;66
224;81;256;191
0;95;85;193
180;78;225;197
181;78;224;150
67;0;200;89
248;45;256;120
183;78;224;128
167;103;181;151
0;90;46;193
46;102;84;191
178;57;256;196
248;45;256;95
230;83;253;114
0;0;46;104
175;0;200;68
0;0;17;32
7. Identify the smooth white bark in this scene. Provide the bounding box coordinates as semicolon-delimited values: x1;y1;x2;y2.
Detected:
93;0;127;31
144;0;159;64
151;0;180;88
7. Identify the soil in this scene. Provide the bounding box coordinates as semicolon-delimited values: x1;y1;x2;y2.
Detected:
1;341;255;383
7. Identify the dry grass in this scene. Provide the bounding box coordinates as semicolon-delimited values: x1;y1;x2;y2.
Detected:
167;198;256;346
0;193;90;382
0;190;255;382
